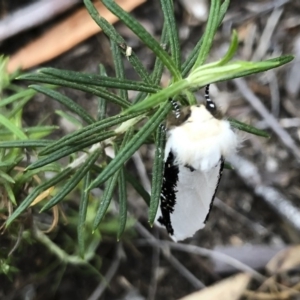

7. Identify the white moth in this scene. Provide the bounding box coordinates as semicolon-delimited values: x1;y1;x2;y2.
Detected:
155;85;238;242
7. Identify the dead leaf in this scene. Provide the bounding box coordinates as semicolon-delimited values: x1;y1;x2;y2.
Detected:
266;245;300;275
7;0;146;73
179;273;251;300
30;186;54;207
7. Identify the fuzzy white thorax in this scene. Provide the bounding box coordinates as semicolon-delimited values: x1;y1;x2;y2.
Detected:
165;105;238;172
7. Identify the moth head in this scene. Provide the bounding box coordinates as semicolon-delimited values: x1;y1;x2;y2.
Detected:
166;85;223;128
166;103;223;128
166;106;192;128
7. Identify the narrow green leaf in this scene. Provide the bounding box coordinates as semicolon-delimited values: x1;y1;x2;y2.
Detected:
0;156;23;168
124;79;189;114
0;89;36;108
0;114;28;140
182;0;230;77
111;41;128;102
0;140;51;148
0;126;59;141
265;55;294;65
0;126;57;140
78;172;91;258
125;171;150;206
188;57;294;90
151;22;169;85
101;0;181;80
30;85;95;124
219;0;230;22
6;95;33;119
41;149;101;211
229;118;270;138
84;0;152;83
129;23;168;106
160;0;181;70
97;65;108;121
6;168;74;226
0;170;15;184
14;164;62;189
40;68;159;93
97;97;107;121
3;182;16;205
39;111;142;155
55;110;83;128
149;125;166;226
192;0;220;70
89;102;172;189
93;170;120;230
18;74;131;108
83;0;123;43
117;165;127;240
114;130;133;240
26;126;58;139
27;131;114;170
216;30;239;66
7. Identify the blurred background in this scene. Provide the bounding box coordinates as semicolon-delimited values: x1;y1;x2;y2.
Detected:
1;0;300;299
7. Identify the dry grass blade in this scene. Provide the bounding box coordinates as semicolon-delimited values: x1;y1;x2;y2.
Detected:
266;245;300;274
179;273;251;300
87;244;123;300
135;222;206;289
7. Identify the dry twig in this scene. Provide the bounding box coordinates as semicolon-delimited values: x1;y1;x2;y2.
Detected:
230;154;300;232
233;78;300;161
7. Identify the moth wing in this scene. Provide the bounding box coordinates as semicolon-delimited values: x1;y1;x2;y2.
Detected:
170;160;223;241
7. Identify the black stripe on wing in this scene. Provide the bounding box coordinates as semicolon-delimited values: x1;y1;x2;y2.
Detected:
157;150;179;235
204;157;224;224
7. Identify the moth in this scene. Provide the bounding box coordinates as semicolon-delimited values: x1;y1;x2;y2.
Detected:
155;85;238;241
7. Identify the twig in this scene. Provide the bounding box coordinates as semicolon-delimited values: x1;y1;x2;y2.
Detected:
163;249;205;289
135;222;206;289
136;236;265;282
8;224;23;256
213;244;285;274
252;8;283;61
224;0;290;25
268;71;281;118
214;197;269;236
233;78;300;161
148;228;160;300
230;154;300;232
0;0;80;42
87;243;123;300
132;151;151;193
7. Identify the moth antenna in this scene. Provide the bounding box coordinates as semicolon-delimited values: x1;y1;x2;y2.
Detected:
205;84;217;114
170;99;181;119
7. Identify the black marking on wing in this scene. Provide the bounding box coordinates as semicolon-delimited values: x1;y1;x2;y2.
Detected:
204;157;224;224
158;150;179;235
